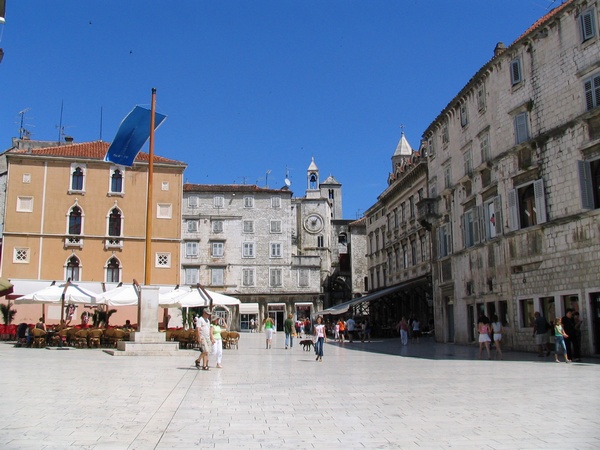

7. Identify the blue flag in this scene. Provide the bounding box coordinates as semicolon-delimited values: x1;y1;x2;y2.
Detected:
105;106;166;167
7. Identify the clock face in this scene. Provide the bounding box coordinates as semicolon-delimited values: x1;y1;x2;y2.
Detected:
304;214;324;233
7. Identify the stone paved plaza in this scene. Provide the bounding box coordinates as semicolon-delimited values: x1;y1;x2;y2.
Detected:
1;332;599;449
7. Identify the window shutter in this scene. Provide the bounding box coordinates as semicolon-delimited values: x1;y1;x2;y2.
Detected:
584;74;600;111
514;113;529;144
493;196;503;235
578;160;594;209
474;205;483;244
533;179;547;224
461;214;468;248
510;59;522;85
437;227;444;257
581;10;597;41
508;189;519;231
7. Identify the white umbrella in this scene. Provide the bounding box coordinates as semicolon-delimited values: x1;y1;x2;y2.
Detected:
158;287;187;307
203;289;241;306
14;283;98;305
95;284;140;307
159;287;240;308
159;287;209;308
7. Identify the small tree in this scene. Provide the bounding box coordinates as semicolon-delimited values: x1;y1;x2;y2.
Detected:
0;301;17;325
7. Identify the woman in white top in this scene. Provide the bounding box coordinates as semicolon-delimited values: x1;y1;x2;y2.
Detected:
313;316;327;362
491;314;503;360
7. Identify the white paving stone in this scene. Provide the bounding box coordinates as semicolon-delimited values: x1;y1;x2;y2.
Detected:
0;334;598;449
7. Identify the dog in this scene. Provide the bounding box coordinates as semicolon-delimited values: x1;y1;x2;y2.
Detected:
300;339;314;351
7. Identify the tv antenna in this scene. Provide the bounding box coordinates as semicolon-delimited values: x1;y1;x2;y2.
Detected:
55;101;73;144
284;165;292;187
17;108;33;139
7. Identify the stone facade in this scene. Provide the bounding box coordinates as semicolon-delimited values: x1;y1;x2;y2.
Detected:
181;158;367;331
364;133;433;330
422;0;600;355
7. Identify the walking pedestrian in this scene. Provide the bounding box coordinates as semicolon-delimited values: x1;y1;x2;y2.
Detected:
211;316;226;368
561;309;576;362
195;308;214;370
314;316;326;362
284;313;294;349
263;315;275;349
491;314;503;360
553;317;570;363
362;319;372;342
337;319;345;343
346;316;356;342
478;315;491;360
411;317;421;343
532;311;551;357
397;317;409;345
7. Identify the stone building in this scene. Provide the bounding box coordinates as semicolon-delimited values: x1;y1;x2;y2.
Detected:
181;182;321;331
356;133;433;330
181;157;361;330
421;0;600;354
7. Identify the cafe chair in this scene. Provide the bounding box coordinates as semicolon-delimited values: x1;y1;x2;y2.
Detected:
178;329;196;349
104;329;126;348
74;329;89;348
66;328;79;347
87;329;104;348
50;328;69;347
220;331;230;349
30;327;47;348
227;331;240;350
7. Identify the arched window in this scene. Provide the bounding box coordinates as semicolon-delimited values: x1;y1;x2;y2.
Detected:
106;257;120;283
71;167;84;191
66;255;80;281
108;208;122;237
68;206;82;235
111;169;123;193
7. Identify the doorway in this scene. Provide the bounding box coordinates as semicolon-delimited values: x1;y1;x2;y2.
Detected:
591;292;600;354
445;295;455;343
268;304;285;332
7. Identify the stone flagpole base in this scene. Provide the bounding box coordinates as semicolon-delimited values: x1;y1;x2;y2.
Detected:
104;285;179;356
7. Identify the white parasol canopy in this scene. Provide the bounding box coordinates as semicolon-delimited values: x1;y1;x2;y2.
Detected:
159;287;241;308
14;282;98;305
94;284;141;307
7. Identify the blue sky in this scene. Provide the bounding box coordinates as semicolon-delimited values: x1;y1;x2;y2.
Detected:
0;1;560;219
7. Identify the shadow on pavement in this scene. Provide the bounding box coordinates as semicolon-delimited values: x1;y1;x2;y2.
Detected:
327;335;600;364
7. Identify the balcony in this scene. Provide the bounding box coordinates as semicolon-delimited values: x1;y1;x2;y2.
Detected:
416;198;438;230
104;238;123;250
64;236;83;249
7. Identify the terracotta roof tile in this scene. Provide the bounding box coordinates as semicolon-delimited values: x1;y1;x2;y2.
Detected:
9;140;186;166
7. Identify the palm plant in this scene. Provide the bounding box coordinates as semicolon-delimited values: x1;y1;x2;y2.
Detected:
92;307;118;328
0;302;17;325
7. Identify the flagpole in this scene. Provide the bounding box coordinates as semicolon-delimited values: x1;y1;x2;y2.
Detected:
144;88;156;287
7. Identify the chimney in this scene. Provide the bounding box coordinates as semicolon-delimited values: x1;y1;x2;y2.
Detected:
64;136;74;144
494;42;506;57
